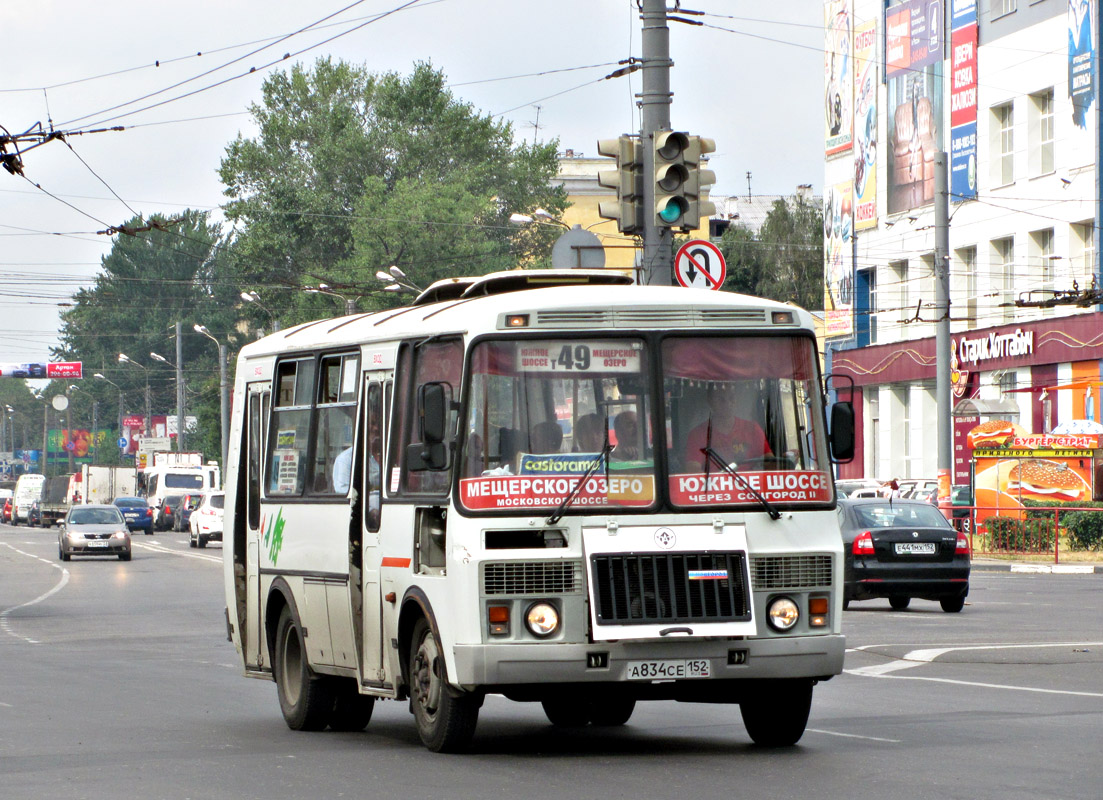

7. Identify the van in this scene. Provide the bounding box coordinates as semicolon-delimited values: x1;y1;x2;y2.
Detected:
13;473;47;525
141;463;221;510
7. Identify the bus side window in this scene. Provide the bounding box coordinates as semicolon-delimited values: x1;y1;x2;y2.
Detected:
391;337;463;496
267;358;314;496
366;382;383;530
310;353;359;496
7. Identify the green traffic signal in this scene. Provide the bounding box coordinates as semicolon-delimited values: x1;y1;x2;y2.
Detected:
658;197;687;224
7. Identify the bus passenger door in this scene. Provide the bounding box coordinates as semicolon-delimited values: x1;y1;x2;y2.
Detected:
244;384;269;670
358;377;387;683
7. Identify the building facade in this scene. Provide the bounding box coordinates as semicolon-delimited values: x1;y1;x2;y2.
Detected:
824;0;1103;483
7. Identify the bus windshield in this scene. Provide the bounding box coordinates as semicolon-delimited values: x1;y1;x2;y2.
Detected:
458;334;832;514
662;334;832;508
459;337;657;513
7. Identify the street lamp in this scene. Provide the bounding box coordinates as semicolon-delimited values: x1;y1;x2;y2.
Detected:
94;373;126;456
118;353;152;438
33;392;48;477
194;323;229;467
374;266;423;295
4;404;15;452
150;349;185;453
304;283;363;315
241;290;281;333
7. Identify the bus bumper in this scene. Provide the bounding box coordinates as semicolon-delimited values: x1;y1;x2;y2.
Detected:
451;633;844;687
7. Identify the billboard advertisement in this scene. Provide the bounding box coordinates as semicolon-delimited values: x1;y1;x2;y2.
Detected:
853;20;878;230
824;180;854;337
950;0;978;202
0;362;82;379
1069;0;1096;128
885;0;944;214
825;0;854;156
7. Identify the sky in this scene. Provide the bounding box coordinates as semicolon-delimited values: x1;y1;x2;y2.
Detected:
1;0;824;364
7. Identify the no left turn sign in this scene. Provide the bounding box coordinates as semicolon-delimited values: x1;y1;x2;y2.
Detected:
674;239;726;290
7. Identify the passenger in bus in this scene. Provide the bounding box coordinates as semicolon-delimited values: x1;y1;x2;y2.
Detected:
683;382;772;472
529;420;564;454
573;413;605;452
610;410;641;461
333;445;353;494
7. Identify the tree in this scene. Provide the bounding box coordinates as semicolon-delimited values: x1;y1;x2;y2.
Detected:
52;210;238;464
219;59;566;322
718;195;823;309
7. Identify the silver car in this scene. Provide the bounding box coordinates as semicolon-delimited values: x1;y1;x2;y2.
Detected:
58;504;132;561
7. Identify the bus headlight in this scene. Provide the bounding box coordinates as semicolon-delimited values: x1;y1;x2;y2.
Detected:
767;597;799;631
525;602;559;638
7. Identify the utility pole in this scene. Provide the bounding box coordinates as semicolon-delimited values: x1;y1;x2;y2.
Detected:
639;0;673;285
934;153;952;506
175;320;186;453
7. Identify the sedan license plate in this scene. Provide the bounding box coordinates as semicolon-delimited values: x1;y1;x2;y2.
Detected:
895;542;936;555
87;540;109;548
626;659;711;680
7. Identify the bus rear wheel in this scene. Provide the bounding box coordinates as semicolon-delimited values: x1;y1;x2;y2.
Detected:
409;617;479;752
274;607;334;731
740;678;813;747
329;679;375;732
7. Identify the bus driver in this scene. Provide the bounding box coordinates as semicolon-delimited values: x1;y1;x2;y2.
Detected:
683;381;772;472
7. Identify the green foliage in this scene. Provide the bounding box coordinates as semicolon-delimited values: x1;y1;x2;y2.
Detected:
1019;498;1103;551
52;210;236;465
219;58;566;322
982;515;1056;552
1059;511;1103;551
717;195;823;309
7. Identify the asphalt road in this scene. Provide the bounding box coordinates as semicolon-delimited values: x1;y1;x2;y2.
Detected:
1;523;1100;800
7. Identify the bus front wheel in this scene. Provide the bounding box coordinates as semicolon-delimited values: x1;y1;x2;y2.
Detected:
740;679;813;747
409;617;479;752
274;607;334;731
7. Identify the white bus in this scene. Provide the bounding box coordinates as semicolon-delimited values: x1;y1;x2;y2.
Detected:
222;270;854;752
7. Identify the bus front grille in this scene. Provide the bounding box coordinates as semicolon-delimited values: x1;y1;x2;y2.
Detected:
482;560;583;596
590;552;750;625
750;555;833;590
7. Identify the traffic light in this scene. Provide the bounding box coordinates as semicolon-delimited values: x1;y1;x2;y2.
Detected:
651;132;717;232
596;135;642;235
685;135;717;231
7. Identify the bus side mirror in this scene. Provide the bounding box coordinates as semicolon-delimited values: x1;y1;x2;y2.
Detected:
829;402;855;463
406;382;450;471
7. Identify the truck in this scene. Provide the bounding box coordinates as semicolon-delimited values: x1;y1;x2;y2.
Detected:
41;474;79;527
81;465;138;505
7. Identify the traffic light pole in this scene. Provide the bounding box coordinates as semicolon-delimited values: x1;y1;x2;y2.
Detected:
639;0;673;286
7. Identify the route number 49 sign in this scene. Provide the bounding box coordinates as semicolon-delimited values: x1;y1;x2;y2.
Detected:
674;239;726;290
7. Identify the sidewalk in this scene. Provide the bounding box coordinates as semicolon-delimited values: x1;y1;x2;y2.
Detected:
972;558;1103;575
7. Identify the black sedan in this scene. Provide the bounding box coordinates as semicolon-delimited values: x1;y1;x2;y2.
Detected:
838;498;970;613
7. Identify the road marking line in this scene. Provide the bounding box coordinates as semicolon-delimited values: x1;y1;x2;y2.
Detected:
0;543;70;645
846;672;1103;698
132;540;220;564
806;728;901;743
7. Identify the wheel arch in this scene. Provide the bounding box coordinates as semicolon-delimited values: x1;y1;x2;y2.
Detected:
264;577;301;669
397;586;441;696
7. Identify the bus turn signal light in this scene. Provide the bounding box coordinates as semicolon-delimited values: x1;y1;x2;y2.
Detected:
488;605;510;636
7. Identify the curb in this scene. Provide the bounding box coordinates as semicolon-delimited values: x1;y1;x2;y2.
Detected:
971;561;1103;575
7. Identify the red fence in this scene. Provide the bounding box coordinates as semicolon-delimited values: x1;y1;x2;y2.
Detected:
951;505;1101;563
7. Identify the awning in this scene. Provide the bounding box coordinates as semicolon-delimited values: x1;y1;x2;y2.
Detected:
952;397;1020;417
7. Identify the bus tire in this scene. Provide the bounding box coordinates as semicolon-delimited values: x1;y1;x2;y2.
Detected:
589;697;636;727
329;680;375;732
541;700;591;727
740;678;812;747
409;617;479;752
274;606;334;731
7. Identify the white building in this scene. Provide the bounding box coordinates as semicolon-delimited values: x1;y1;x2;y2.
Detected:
824;0;1103;484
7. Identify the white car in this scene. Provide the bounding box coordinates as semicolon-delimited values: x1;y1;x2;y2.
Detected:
189;491;224;548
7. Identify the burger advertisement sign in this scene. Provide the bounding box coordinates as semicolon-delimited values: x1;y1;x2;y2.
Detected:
967;420;1097;514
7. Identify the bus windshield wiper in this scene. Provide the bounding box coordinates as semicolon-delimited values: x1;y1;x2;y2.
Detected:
546;441;613;526
700;446;782;521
